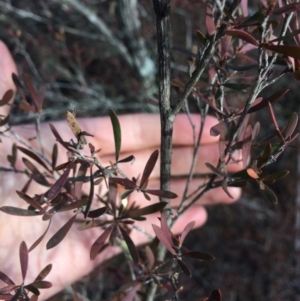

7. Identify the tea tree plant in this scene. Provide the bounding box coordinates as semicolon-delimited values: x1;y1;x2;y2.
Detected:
0;0;300;300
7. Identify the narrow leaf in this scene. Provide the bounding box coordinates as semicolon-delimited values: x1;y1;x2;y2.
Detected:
261;185;278;204
205;162;226;177
127;202;167;218
209;289;222;301
109;109;121;161
0;271;15;286
145;246;155;269
0;206;41;216
117;155;135;164
46;214;77;249
90;226;112;260
143;189;178;199
261;170;289;182
140;150;159;189
22;158;50;187
248;89;289;113
224;29;259;46
87;206;107;218
180;221;195;245
177;258;191;277
24;285;40;296
16;191;45;213
221;179;234;199
262;44;300;60
29;280;52;289
182;251;215;261
110;177;137;189
34;264;52;282
152;224;175;255
23;74;42;112
84;165;94;218
242;124;252;168
119;225;139;263
19;241;28;281
17;147;51;172
223;83;250;90
284;112;298;139
0;89;14;106
272;3;300;15
0;114;10;126
46;162;73;201
28;220;52;252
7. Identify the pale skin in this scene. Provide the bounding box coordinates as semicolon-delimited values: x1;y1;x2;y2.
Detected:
0;41;242;300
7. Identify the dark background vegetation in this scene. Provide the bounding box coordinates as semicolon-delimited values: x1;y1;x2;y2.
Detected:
0;1;299;300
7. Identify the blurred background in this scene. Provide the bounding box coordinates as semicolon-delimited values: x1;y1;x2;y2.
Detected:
0;0;299;300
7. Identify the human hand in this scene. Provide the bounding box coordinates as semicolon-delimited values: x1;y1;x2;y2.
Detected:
0;41;241;300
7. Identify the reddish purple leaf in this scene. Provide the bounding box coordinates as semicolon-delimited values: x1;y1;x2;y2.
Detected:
209;289;222;301
145;246;155;269
19;241;28;282
122;282;140;301
261;170;289;183
262;44;300;60
0;294;14;300
140;150;159;189
143;189;178;199
180;221;195;245
177;258;191;277
49;123;67;147
224;29;259;46
248;89;289;113
210;120;228;137
152;224;175;255
127;202;167;218
0;114;10;126
90;226;112;260
74;162;89;200
260;185;278;204
110;177;137;189
22;158;50;187
24;284;40;296
221;179;234;199
34;264;52;282
0;89;14;106
205;162;226;177
143;191;151;201
16;191;45;213
119;225;139;263
0;271;15;286
10;288;21;301
28;220;51;252
56;198;88;212
46;162;73;201
46;214;77;249
117;155;135;164
160;213;175;248
284;112;298;139
182;251;215;261
87;207;107;218
52;144;58;170
242;124;252;168
17;147;51;172
272;3;300;15
0;206;41;216
23;74;42;112
29;280;52;289
84;165;94;218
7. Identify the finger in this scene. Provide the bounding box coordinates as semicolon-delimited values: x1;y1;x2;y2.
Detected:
99;145;243;180
82;114;219;152
0;41;17;116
